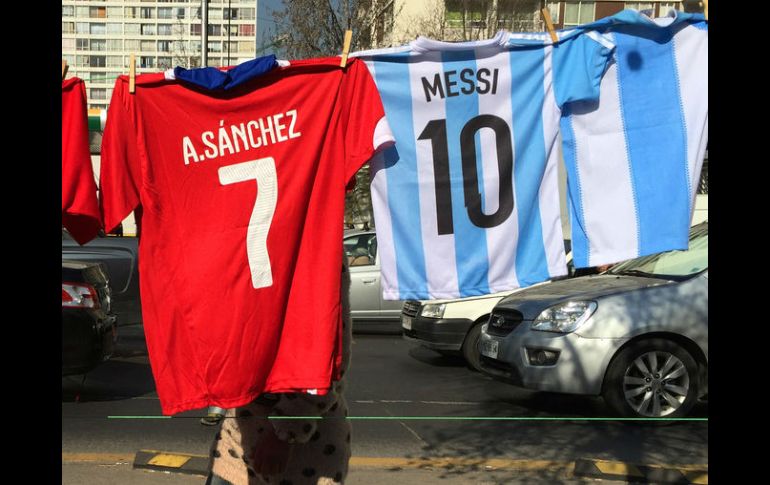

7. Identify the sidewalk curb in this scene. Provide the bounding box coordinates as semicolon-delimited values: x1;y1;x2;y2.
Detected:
116;451;708;483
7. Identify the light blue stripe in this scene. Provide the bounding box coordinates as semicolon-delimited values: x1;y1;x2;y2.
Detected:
509;47;549;286
559;105;590;268
373;56;428;298
615;29;690;255
442;50;490;296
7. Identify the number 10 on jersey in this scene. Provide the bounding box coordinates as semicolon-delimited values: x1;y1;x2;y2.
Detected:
418;114;514;236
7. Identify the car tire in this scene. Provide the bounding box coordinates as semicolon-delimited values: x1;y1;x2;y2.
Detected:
461;323;484;372
603;338;699;419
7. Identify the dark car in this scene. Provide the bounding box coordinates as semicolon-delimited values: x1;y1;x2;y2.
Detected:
62;228;141;326
62;261;118;376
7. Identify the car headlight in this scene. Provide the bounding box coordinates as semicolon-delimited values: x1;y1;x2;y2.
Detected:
531;301;597;333
421;303;446;319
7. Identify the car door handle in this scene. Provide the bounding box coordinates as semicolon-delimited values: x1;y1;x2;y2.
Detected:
362;278;377;284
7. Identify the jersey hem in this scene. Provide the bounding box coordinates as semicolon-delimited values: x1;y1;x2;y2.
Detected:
159;380;335;415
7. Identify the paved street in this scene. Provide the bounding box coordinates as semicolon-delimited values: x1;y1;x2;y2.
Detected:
62;324;708;483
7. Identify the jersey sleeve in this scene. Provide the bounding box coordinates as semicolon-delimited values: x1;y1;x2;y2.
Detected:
340;59;394;188
552;31;615;107
62;78;101;245
99;78;143;234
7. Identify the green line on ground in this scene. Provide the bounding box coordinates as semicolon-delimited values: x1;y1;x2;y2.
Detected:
106;415;706;422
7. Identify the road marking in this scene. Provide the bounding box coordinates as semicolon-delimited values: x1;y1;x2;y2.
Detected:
148;454;191;467
595;460;644;477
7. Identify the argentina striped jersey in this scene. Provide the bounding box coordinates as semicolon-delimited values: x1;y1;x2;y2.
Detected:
561;10;708;268
355;30;614;300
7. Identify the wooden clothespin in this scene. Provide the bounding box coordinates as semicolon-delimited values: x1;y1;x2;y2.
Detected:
541;8;558;44
702;0;708;21
340;30;353;68
129;53;136;94
62;60;68;81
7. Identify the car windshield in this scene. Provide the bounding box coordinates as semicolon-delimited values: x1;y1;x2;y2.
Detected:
606;223;708;279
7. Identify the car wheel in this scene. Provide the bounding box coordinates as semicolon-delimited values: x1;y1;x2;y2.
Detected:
603;338;699;418
461;323;484;372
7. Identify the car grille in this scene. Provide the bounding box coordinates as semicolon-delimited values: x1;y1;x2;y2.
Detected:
402;300;420;318
486;309;523;337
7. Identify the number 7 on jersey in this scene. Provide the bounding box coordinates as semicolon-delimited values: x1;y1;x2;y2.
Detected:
218;158;278;289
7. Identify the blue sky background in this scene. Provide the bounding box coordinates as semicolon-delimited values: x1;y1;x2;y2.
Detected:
256;0;286;56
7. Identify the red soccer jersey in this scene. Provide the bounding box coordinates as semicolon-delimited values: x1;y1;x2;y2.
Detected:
100;58;393;415
62;77;101;244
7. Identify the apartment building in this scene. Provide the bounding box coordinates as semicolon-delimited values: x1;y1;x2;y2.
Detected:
62;0;259;110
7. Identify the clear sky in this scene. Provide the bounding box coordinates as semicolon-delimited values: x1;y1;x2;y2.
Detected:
257;0;286;56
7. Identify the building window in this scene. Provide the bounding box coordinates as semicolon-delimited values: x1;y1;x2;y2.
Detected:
239;8;255;21
239;24;255;37
209;9;223;20
76;56;90;68
76;7;89;18
106;7;122;19
659;2;683;15
77;39;89;51
125;7;138;19
90;56;106;68
190;24;202;36
106;56;124;68
190;40;202;53
239;41;255;54
208;41;223;53
141;40;156;52
223;8;238;20
125;40;140;51
63;22;75;34
563;1;595;27
125;24;141;35
158;41;171;52
62;38;76;51
76;22;90;34
106;23;122;35
158;7;173;19
141;24;156;35
224;41;239;54
173;40;188;52
140;57;156;68
62;6;74;17
158;57;173;69
497;0;539;31
90;6;107;18
90;23;106;35
91;39;106;51
226;24;238;36
207;24;222;36
90;72;109;84
625;2;654;13
141;7;155;19
91;88;107;100
106;39;123;51
445;0;487;29
176;8;186;19
157;24;173;35
545;1;560;24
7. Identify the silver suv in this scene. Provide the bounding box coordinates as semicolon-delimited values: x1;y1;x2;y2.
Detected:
478;222;708;418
